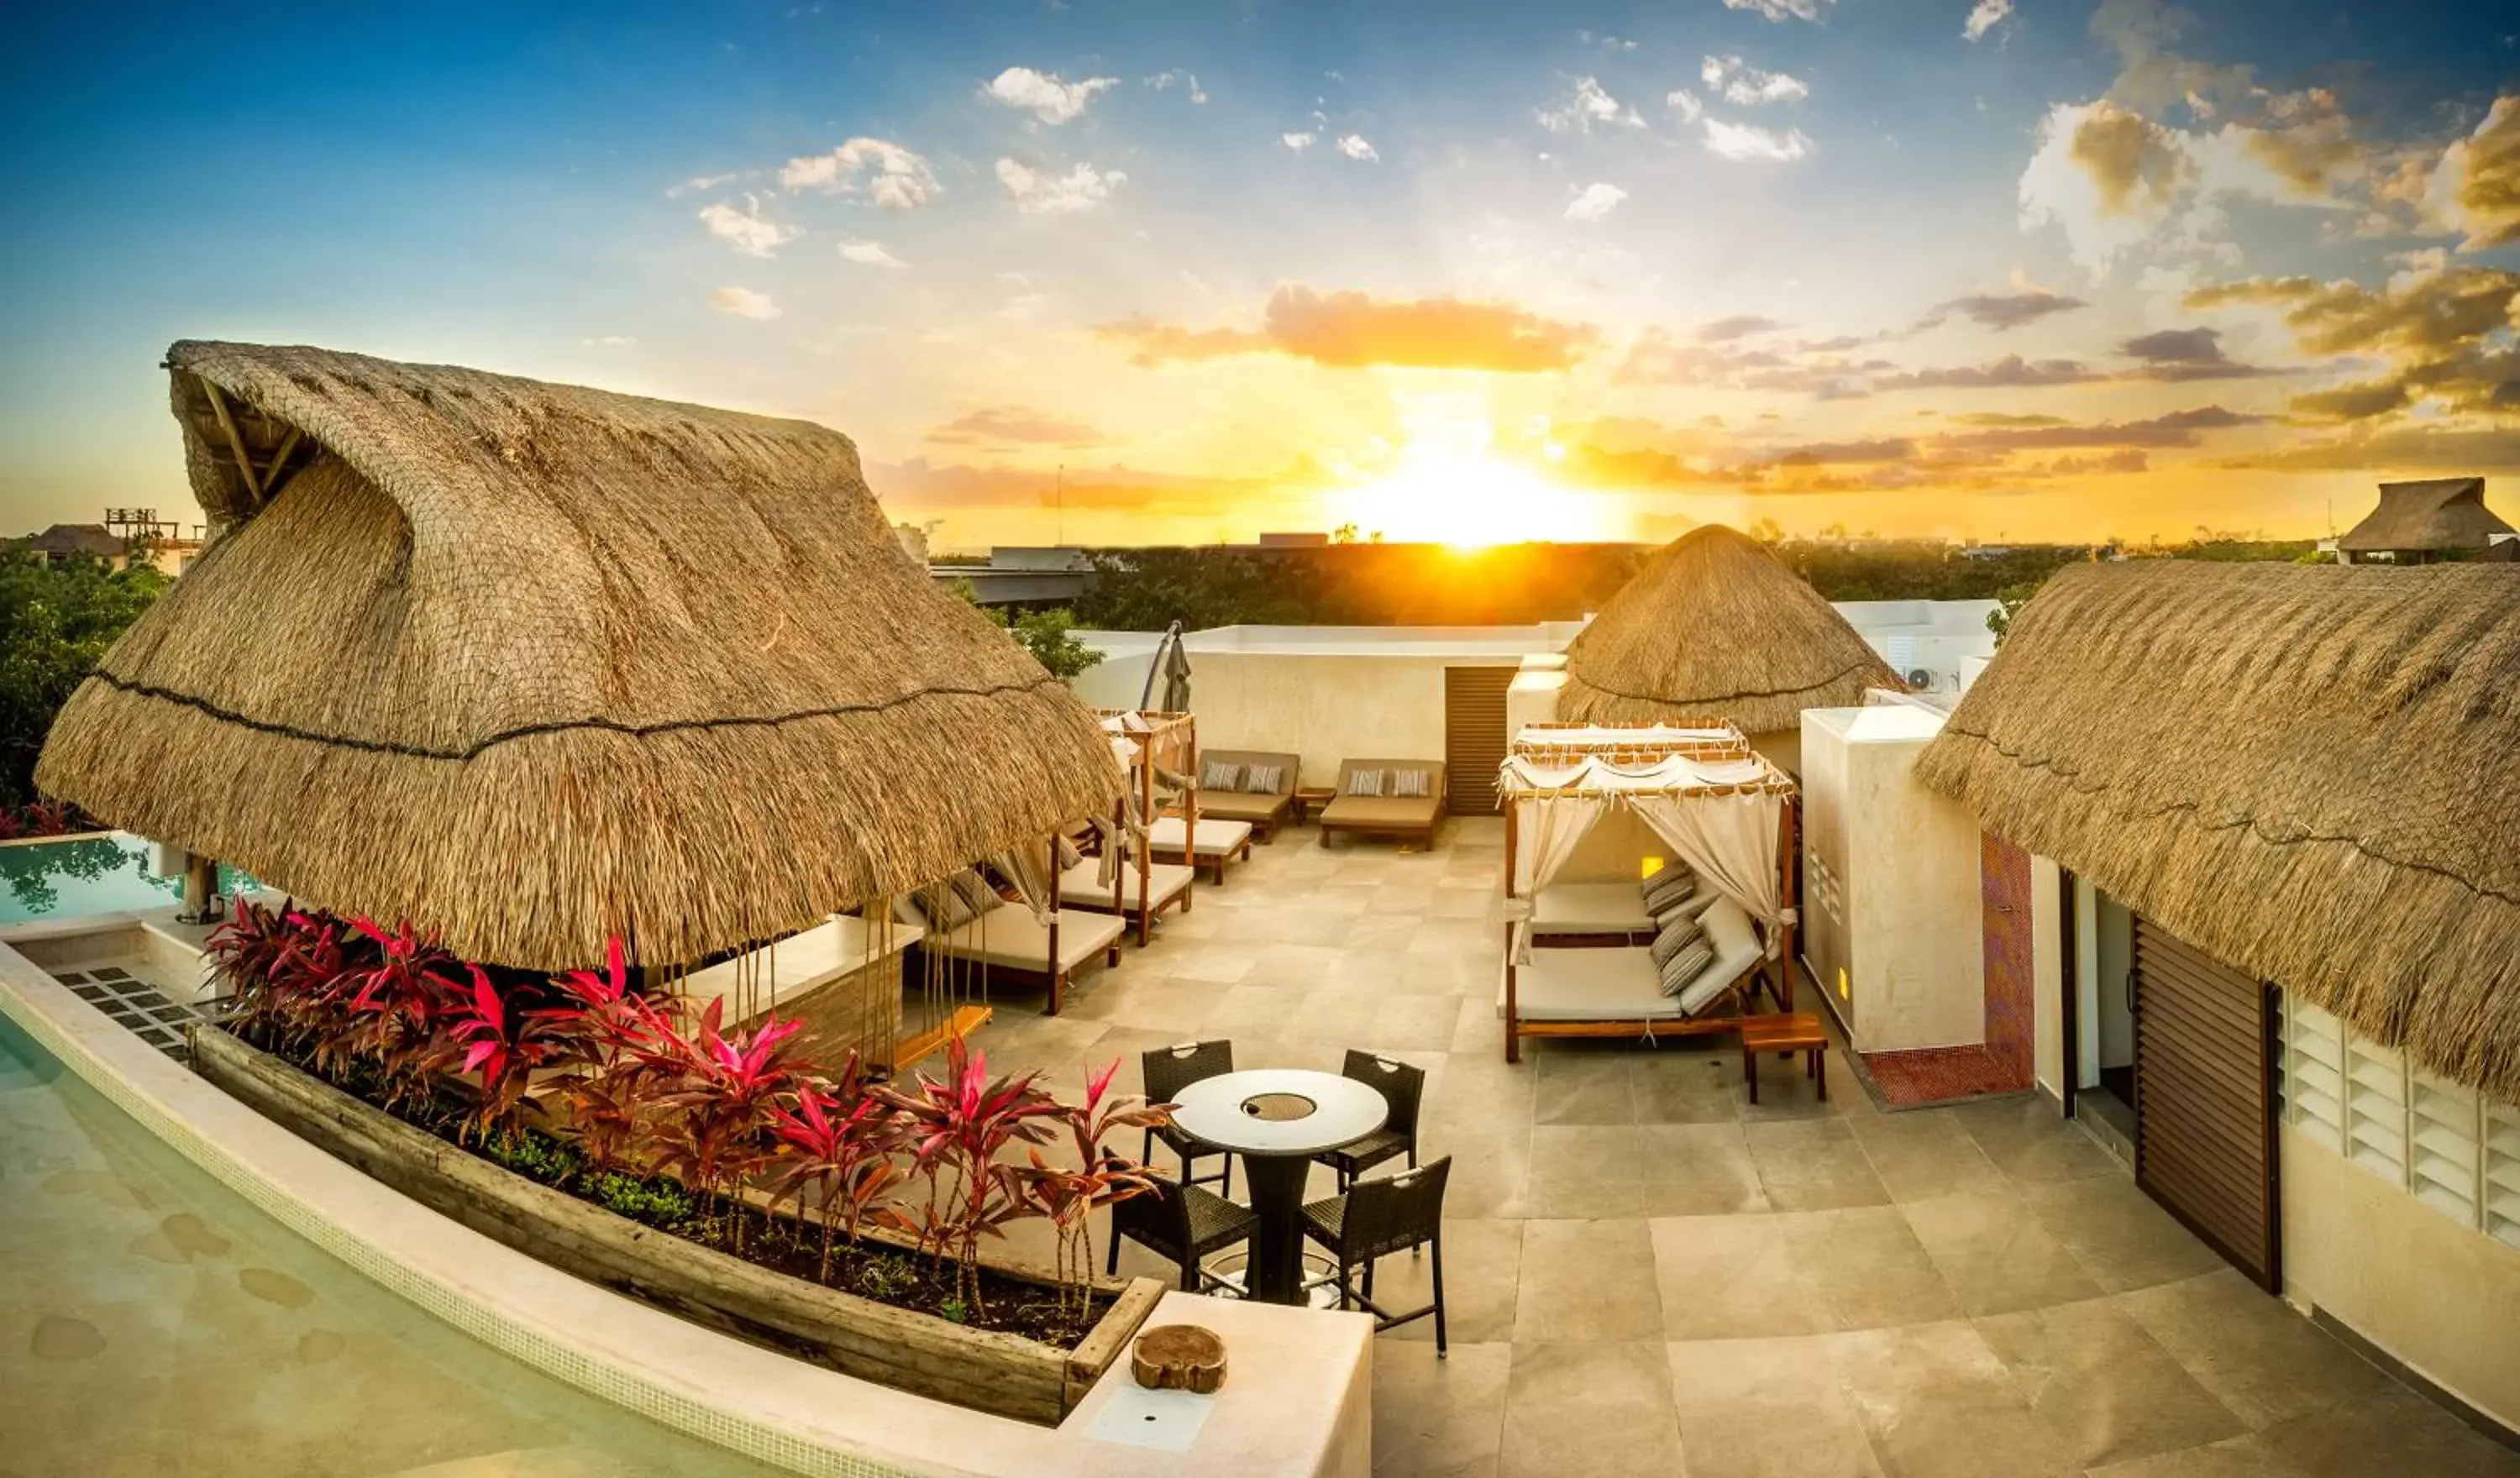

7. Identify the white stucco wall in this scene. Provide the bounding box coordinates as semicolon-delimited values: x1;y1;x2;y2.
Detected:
2030;854;2064;1099
2281;1127;2520;1430
1800;707;1986;1054
1169;649;1525;789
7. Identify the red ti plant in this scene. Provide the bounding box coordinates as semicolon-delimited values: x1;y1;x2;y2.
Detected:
342;917;466;1111
639;998;819;1250
24;799;76;836
203;896;291;1040
445;964;606;1140
764;1052;906;1282
878;1037;1065;1316
541;938;675;1171
1023;1058;1168;1322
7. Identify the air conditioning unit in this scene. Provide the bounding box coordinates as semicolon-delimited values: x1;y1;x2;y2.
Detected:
1905;667;1942;693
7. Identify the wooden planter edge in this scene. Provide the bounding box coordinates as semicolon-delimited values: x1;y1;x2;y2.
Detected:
186;1025;1164;1424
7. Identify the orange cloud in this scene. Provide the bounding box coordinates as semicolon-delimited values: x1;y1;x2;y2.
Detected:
925;406;1112;448
1100;285;1598;372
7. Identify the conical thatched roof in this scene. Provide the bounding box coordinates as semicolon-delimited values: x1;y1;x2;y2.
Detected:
2337;476;2509;554
1918;559;2520;1099
36;342;1122;969
1558;525;1903;732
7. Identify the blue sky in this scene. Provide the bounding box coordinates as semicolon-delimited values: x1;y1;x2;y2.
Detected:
2;0;2513;547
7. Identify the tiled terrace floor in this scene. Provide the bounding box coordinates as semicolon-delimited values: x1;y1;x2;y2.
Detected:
932;816;2520;1478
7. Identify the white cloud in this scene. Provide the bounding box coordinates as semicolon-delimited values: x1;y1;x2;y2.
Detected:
1962;0;2013;41
711;287;781;320
666;172;742;197
1578;29;1640;50
835;238;906;268
696;197;800;257
1667;90;1705;124
1566;182;1628;222
996;158;1128;213
1282;130;1318;152
580;335;638;348
1145;69;1208;102
1703;118;1814;161
779;138;942;211
1701;55;1809;106
1336;134;1380;162
982;66;1120;124
1721;0;1831;19
1536;76;1642;134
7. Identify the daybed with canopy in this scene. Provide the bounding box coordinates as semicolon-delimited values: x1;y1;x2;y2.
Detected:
1496;722;1802;1063
1061;710;1201;943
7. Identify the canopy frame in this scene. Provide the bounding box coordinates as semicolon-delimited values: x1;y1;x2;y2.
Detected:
1095;709;1201;945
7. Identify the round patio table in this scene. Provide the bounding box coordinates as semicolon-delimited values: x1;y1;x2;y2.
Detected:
1169;1068;1388;1305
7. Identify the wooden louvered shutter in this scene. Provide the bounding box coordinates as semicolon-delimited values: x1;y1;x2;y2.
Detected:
1443;667;1515;815
2132;915;2282;1292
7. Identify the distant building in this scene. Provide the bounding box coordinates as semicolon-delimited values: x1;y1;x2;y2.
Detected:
2335;476;2512;564
932;546;1094;607
13;523;127;563
1255;532;1331;548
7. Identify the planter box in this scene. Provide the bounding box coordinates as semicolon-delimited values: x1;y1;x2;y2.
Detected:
188;1025;1165;1424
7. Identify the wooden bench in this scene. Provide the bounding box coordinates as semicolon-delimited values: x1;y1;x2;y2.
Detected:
1741;1012;1828;1104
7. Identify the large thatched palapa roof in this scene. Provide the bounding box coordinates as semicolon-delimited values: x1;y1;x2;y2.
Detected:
36;342;1122;969
1558;525;1903;733
1917;559;2520;1098
2337;476;2510;555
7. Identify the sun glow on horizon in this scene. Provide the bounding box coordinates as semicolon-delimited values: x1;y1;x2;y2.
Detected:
1321;391;1615;547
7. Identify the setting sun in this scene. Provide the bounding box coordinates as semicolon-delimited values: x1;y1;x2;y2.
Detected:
1322;392;1612;547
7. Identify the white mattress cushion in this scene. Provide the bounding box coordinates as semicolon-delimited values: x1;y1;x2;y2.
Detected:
930;907;1124;972
1147;815;1253;857
1500;899;1762;1022
1529;883;1655;935
1058;858;1194;912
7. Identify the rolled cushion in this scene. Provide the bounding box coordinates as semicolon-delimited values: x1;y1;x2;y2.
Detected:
1649;915;1704;968
1657;939;1715;997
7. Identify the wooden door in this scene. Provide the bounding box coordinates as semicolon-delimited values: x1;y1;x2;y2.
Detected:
2132;915;2282;1292
1443;667;1515;815
1980;834;2037;1088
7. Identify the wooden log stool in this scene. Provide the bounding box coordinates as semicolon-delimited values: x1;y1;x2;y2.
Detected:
1132;1323;1226;1393
1740;1012;1828;1104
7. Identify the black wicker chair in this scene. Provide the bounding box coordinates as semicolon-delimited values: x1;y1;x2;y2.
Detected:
1315;1050;1425;1191
1105;1171;1259;1292
1299;1156;1452;1355
1142;1040;1236;1197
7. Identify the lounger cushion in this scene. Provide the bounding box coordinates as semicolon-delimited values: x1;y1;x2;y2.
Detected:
1530;883;1656;935
1346;768;1386;797
1500;898;1764;1023
1196;790;1292;825
1200;760;1244;792
1058;857;1195;915
1147;815;1254;859
926;905;1125;974
1319;794;1440;831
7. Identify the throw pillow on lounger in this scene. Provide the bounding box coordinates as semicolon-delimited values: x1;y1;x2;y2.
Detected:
1347;768;1387;797
1390;768;1432;799
1658;939;1715;997
916;880;976;931
1243;763;1284;794
1201;760;1244;792
1054;832;1086;871
1641;865;1697;912
1649;914;1704;968
951;870;1005;920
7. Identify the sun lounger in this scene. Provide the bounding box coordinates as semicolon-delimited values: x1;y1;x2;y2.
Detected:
893;894;1124;1015
1147;815;1254;883
1319;757;1446;849
1498;899;1766;1049
1059;857;1195;923
1529;880;1716;937
1193;749;1300;840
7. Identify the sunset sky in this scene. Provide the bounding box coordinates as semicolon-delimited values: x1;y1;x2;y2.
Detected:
3;0;2514;548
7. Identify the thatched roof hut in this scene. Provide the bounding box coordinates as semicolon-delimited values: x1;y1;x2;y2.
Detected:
1917;559;2520;1098
2337;477;2510;560
36;341;1122;969
1557;525;1903;733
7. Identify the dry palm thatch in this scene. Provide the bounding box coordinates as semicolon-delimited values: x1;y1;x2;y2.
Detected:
2337;477;2511;555
1558;525;1903;733
1917;559;2520;1099
36;341;1123;969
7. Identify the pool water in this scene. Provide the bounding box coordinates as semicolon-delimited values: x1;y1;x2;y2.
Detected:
0;1018;777;1476
0;835;255;925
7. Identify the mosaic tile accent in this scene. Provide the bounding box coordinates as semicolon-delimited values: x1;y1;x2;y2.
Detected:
1864;1044;2034;1108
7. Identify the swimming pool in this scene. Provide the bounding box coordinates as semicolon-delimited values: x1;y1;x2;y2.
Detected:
0;834;253;925
0;1016;776;1476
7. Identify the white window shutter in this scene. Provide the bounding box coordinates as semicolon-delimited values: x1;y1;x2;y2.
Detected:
2408;1070;2481;1226
2486;1099;2520;1251
2282;998;2346;1153
2343;1036;2407;1185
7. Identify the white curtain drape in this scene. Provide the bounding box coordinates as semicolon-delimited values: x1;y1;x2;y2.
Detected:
994;841;1057;925
1630;791;1793;956
1504;794;1607;963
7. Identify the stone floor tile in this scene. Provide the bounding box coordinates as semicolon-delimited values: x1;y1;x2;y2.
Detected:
1512;1219;1664;1341
1781;1205;1961;1331
2113;1271;2391;1429
1825;1320;2079;1478
1848;1110;2012;1203
1497;1341;1684;1478
1634;1050;1744;1124
1973;1295;2247;1468
1900;1190;2103;1318
1368;993;1472;1053
1635;1123;1770;1215
1950;1095;2118;1186
2083;1431;2313;1478
1290;985;1385;1045
1667;1334;1883;1478
1652;1213;1825;1340
1530;1054;1637;1126
2256;1382;2520;1478
1372;1339;1511;1475
2025;1177;2229;1293
1745;1118;1892;1210
1377;1219;1525;1346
